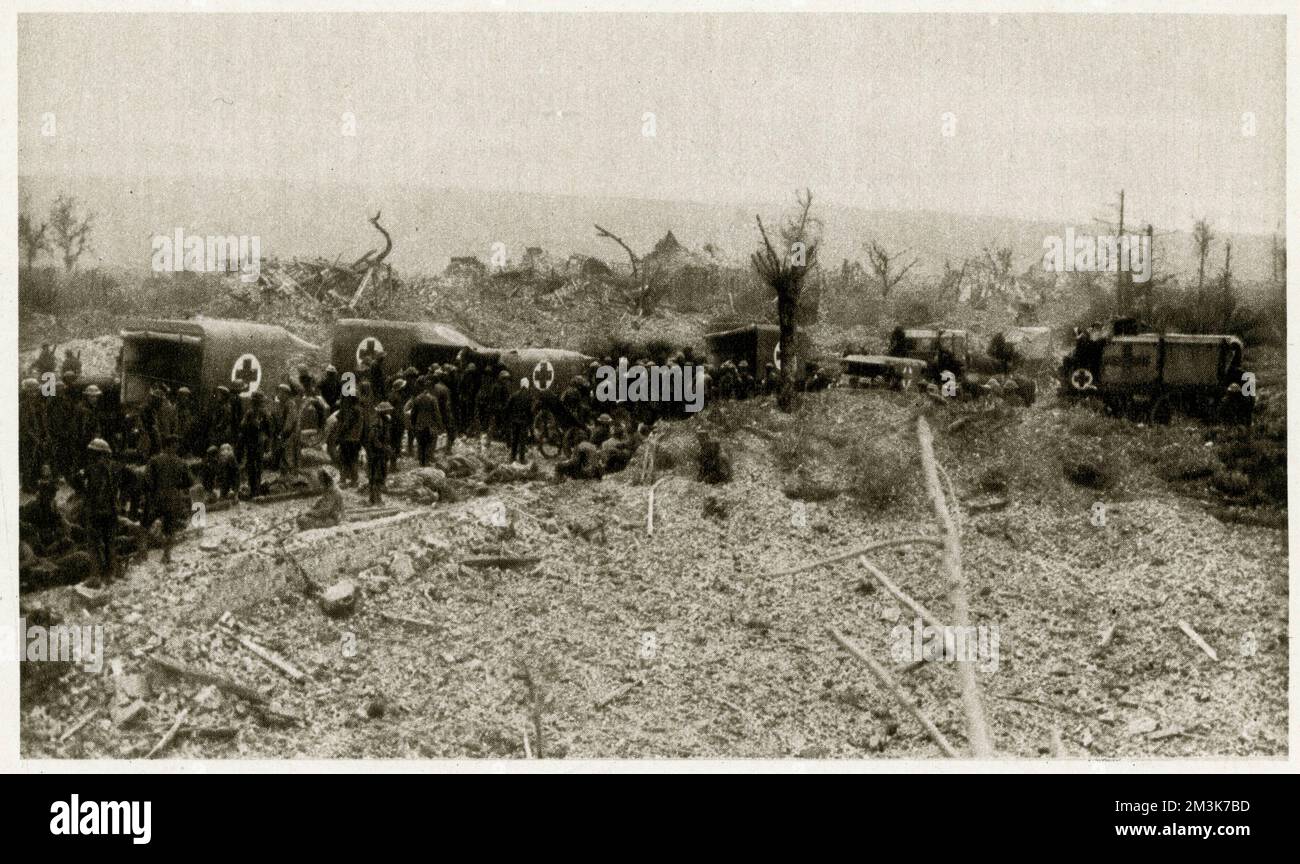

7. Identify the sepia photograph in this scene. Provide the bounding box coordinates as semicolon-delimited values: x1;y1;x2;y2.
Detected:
7;4;1290;770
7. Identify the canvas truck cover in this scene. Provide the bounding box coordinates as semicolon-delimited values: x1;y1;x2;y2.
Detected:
1100;333;1243;390
1162;334;1243;387
1099;337;1160;388
487;347;594;394
331;318;484;375
900;328;970;363
705;324;808;376
120;318;322;408
840;354;928;379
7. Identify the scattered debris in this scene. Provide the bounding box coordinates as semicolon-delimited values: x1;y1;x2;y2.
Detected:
1177;620;1219;662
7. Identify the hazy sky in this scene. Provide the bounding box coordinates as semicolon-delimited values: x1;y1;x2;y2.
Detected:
17;12;1286;233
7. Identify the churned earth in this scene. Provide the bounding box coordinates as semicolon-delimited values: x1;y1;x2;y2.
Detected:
19;384;1287;761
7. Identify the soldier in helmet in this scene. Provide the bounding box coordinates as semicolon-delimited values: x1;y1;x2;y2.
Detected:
736;360;754;399
554;428;604;481
238;391;273;499
174;386;196;456
365;401;394;504
47;374;80;481
591;413;614;447
61;347;82;377
81;438;120;582
80;384;105;450
386;377;408;472
320;364;342;413
717;360;738;401
30;343;56;377
505;378;536;466
432;367;456;453
458;362;481;438
477;369;510;451
335;395;364;487
407;376;442;467
208;386;233;450
560;374;591;453
20;469;73;558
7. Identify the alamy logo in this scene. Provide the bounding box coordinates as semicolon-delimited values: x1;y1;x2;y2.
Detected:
2;619;104;674
49;795;151;845
593;359;705;412
888;617;1000;673
1041;228;1151;283
151;228;261;283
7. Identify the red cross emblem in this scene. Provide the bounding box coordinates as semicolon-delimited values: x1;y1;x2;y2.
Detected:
231;353;262;393
532;360;555;391
356;336;384;367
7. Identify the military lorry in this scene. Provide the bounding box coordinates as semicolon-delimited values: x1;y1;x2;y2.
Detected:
120;318;321;407
704;324;812;379
1060;320;1253;424
331;318;484;375
839;354;928;390
488;347;593;394
329;319;592;393
887;327;971;380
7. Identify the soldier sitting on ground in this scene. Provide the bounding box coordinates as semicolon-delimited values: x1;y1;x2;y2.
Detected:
297;469;344;531
19;473;74;559
600;423;639;474
554;428;604;481
147;434;193;565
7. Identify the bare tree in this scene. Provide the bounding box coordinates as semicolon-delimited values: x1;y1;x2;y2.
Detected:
593;223;667;316
48;193;93;272
18;211;50;269
865;240;918;299
1218;239;1235;332
1193;217;1214;302
938;257;968;303
752;188;820;412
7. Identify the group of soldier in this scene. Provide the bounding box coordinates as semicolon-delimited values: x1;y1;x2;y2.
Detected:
17;338;813;593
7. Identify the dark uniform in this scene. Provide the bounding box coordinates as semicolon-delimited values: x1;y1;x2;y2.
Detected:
147;439;193;562
81;441;120;581
238;394;272;499
505;382;535;464
365;404;393;504
336;398;364;486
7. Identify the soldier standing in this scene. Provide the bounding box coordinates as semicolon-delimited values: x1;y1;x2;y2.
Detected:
48;375;79;481
505;378;535;465
336;395;364;487
238;391;272;499
408;377;441;467
387;377;407;471
30;343;57;377
320;365;342;413
433;368;456;452
174;387;196;456
215;386;238;449
365;402;394;504
82;438;120;583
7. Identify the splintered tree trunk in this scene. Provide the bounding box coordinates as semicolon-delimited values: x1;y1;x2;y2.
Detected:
776;292;797;412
